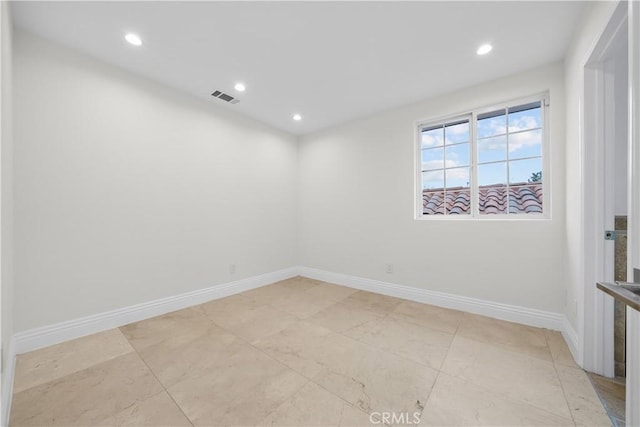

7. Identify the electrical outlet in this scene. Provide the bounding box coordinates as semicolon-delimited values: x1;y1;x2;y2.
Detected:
229;264;236;274
385;263;394;274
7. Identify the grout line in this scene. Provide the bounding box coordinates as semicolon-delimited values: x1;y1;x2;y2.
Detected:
544;332;579;427
433;329;581;424
122;280;564;427
204;291;392;423
190;305;323;424
417;321;461;423
237;283;458;424
542;329;556;362
120;328;195;427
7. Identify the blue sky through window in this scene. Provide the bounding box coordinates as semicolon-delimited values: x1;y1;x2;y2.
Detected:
421;104;542;190
477;104;542;188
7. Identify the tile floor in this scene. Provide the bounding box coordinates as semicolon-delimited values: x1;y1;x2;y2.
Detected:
10;277;612;426
588;373;626;427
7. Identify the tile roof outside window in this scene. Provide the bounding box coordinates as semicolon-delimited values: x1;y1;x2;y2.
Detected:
422;182;543;215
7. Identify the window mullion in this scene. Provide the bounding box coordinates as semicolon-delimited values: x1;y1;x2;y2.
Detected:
505;113;511;215
471;112;478;218
442;127;447;215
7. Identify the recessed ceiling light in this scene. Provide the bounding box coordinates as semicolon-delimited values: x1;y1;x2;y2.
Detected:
125;33;142;46
234;83;246;92
476;43;493;55
293;114;302;121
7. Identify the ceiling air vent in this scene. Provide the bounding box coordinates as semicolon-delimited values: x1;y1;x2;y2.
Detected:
211;90;240;104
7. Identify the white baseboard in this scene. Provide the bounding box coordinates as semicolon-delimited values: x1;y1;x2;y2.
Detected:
299;267;564;331
11;266;570;356
2;337;16;427
561;315;582;366
13;267;299;355
11;264;572;356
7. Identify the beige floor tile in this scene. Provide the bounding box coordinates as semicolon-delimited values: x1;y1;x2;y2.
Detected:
556;365;612;427
139;326;249;388
13;329;133;394
441;336;571;419
546;330;579;368
166;345;308;426
269;289;350;318
310;333;437;415
390;301;464;335
253;321;335;379
11;282;611;427
344;316;454;370
244;279;318;305
194;293;260;319
303;282;359;302
256;321;436;416
120;307;217;353
96;391;192;426
419;373;575;426
456;314;552;361
205;298;299;342
261;381;373;427
307;301;383;333
10;353;163;426
258;281;356;319
339;291;404;315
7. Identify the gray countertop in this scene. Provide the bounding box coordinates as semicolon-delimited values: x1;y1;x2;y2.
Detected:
597;281;640;312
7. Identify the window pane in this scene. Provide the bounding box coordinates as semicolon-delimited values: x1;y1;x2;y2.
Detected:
509;129;542;159
509;158;542;185
423;191;445;215
477;109;506;138
478;162;506;187
446;167;470;189
508;104;541;132
445;188;471;215
422;170;444;190
421;127;444;148
509;183;543;214
445;121;469;145
478;162;507;214
479;185;508;215
478;135;507;164
418;98;545;217
445;143;470;168
422;147;444;171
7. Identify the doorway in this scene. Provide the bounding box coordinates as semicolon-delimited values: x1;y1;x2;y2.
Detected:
582;2;629;425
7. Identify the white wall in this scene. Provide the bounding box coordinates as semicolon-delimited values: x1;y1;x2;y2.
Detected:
1;0;14;416
12;31;298;332
298;63;566;314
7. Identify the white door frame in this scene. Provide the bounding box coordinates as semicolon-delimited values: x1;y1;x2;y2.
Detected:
581;1;627;377
625;1;640;425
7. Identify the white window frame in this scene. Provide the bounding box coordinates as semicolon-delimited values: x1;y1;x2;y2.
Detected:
414;92;551;220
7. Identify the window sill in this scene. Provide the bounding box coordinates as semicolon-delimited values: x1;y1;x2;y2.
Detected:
415;214;551;221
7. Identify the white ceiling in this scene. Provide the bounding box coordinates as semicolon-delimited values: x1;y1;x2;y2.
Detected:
12;1;586;135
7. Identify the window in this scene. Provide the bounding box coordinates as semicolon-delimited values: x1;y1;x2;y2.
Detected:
416;94;548;218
